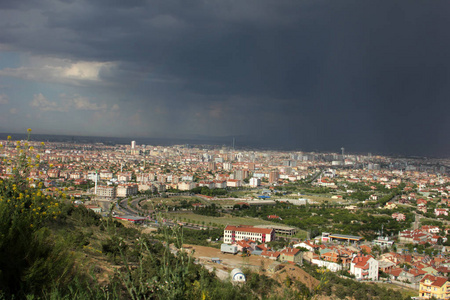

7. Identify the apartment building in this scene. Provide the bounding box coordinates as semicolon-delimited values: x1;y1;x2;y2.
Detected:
350;254;379;281
96;185;116;198
116;184;138;197
419;275;450;299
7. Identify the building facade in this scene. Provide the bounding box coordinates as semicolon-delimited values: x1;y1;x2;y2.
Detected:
419;275;450;299
350;254;379;281
223;225;274;244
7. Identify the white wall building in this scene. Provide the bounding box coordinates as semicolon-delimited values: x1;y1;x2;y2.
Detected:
223;225;274;244
178;181;196;191
350;255;379;281
249;177;261;187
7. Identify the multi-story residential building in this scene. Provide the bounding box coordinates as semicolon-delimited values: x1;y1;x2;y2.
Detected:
138;184;156;193
214;180;227;189
152;182;166;192
198;181;215;189
227;179;241;188
69;172;82;180
249;177;261;187
223;162;232;171
117;172;132;182
100;170;114;180
223;225;274;244
48;169;60;178
178;181;196;191
419;275;450;299
350;254;379;281
96;185;116;198
269;170;279;183
116;184;138;197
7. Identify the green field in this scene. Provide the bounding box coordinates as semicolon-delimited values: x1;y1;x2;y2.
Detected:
163;212;307;238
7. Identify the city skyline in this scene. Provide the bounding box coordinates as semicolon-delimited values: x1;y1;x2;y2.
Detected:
0;0;449;157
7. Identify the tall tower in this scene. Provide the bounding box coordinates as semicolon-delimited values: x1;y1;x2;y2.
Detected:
131;140;136;149
94;170;98;195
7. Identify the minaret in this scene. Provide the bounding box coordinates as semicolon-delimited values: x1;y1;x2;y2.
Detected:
94;170;98;195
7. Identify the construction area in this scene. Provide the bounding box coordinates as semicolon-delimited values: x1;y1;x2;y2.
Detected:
183;244;319;290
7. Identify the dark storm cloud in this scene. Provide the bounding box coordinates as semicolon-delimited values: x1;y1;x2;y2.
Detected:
1;0;450;156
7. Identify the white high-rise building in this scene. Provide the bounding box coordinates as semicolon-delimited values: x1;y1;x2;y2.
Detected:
131;140;136;149
249;177;261;187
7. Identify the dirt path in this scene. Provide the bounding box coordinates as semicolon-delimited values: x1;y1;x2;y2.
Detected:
183;244;319;290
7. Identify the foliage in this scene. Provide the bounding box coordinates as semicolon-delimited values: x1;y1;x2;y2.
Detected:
181;227;223;246
193;203;222;217
302;263;404;300
190;186;227;197
232;202;410;240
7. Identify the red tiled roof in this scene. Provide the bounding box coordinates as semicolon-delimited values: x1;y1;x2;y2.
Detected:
388;268;403;277
280;248;301;256
261;250;280;258
225;225;273;235
420;274;449;287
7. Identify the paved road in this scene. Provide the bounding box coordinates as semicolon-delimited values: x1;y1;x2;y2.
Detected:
115;196;211;231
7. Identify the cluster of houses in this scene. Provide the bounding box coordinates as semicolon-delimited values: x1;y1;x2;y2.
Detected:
398;225;447;245
295;240;380;280
290;230;450;299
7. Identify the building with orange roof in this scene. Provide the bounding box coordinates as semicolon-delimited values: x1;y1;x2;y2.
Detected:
223;225;274;244
261;250;280;260
279;247;303;264
350;254;379;281
419;274;450;299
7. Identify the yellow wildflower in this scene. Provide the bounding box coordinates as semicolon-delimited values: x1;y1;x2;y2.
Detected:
41;142;45;146
7;136;11;140
27;128;32;133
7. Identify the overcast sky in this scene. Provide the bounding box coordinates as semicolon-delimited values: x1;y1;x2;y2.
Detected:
0;0;449;156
